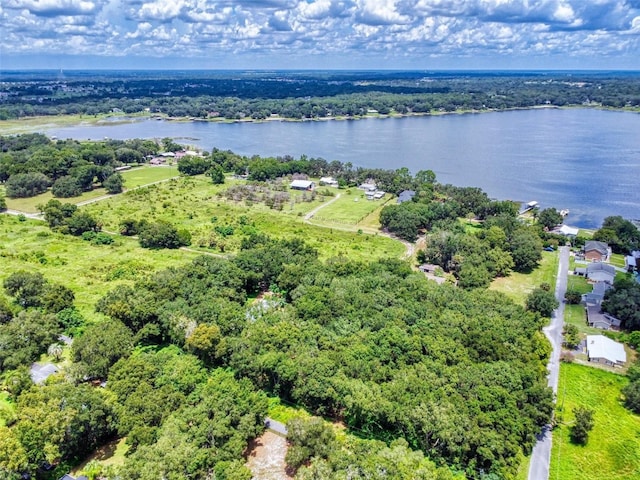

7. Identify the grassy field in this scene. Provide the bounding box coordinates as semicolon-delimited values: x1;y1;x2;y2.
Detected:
71;437;129;476
311;189;389;227
82;176;404;261
0;112;153;135
550;363;640;480
0;214;198;321
489;250;559;306
2;166;179;213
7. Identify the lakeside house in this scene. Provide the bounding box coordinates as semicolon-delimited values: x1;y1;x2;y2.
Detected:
290;179;315;191
586;335;626;366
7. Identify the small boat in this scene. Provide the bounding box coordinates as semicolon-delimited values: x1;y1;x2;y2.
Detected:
560;209;570;217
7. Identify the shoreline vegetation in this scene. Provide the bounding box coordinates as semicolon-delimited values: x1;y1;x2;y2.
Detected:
2;104;640;135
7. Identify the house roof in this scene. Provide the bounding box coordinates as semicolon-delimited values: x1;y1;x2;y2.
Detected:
586;262;616;277
290;180;314;189
559;225;579;236
397;190;416;203
30;363;59;384
626;256;637;267
584;240;609;255
586;335;626;364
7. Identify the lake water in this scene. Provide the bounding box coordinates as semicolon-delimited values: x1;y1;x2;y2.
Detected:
42;108;640;229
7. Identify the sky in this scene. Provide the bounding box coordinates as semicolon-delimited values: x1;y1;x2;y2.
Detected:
2;0;640;70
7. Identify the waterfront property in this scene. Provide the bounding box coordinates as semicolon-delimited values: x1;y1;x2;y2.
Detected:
583;241;610;262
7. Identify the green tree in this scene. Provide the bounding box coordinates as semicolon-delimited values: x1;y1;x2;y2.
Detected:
285;417;337;470
103;173;124;193
526;287;559;317
138;221;190;249
510;229;543;272
0;311;60;371
3;271;46;308
208;163;226;184
537;208;563;230
66;211;99;236
602;278;640;330
570;406;595;444
0;194;6;211
72;319;134;379
622;381;640;413
5;172;51;198
51;175;82;198
41;283;75;314
562;324;581;349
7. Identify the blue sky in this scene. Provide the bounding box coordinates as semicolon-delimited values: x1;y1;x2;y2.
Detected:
2;0;640;70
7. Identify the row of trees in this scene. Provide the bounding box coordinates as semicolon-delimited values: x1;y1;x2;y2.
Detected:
2;72;639;120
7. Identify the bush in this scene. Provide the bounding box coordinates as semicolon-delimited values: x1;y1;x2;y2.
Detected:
570;406;595;444
103;173;124;194
5;172;51;198
565;289;582;304
52;175;82;198
138;221;190;249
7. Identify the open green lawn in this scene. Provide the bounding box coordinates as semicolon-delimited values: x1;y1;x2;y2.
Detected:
311;189;390;226
2;166;180;214
0;214;197;321
551;363;640;480
71;437;129;476
82;176;404;261
489;251;558;306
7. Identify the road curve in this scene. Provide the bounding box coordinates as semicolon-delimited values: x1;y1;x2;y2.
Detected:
528;245;569;480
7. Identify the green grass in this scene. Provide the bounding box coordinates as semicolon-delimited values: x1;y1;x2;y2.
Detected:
515;453;531;480
71;437;129;476
566;274;591;295
311;190;389;226
2;166;179;214
0;214;199;321
0;392;15;427
609;253;626;269
82;176;404;261
551;363;640;480
489;251;559;306
267;397;310;425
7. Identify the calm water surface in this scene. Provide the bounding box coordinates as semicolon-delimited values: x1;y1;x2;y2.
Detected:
43;109;640;229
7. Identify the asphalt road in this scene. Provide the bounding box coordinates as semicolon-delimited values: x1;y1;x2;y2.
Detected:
528;245;569;480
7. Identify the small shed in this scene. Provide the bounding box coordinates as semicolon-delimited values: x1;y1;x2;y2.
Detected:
290;180;315;191
586;335;626;366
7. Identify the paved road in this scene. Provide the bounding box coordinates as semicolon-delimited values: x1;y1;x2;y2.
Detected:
528;245;569;480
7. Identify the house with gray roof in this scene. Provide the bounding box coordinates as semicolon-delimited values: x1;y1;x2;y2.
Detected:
586;262;616;284
583;240;610;262
586;305;621;330
30;363;59;384
397;190;416;204
582;281;611;305
586;335;626;366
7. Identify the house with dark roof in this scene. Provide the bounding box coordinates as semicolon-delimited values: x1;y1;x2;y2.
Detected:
582;281;612;305
586;305;621;330
397;190;416;204
586;262;616;284
583;240;610;262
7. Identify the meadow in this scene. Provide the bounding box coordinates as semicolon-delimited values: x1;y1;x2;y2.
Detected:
550;363;640;480
82;175;403;261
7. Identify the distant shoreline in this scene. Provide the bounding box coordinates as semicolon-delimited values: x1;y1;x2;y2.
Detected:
2;104;639;135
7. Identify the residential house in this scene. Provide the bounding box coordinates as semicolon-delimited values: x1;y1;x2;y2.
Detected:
397;190;416;204
581;281;611;305
625;255;637;273
290;180;315;191
586;305;621;330
583;240;610;262
319;177;339;187
358;182;377;192
586;335;626;366
557;224;579;237
585;262;616;284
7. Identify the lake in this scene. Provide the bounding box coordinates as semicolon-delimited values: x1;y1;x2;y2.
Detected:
42;108;640;229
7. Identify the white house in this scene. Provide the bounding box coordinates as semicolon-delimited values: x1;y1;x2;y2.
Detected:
586;335;626;366
290;179;315;191
319;177;339;187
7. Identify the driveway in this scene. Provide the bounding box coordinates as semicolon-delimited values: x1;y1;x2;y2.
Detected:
528;245;569;480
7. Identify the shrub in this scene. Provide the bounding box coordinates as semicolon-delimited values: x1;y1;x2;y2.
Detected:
5;172;51;198
52;175;82;198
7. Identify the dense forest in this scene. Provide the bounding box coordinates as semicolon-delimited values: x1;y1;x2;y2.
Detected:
1;71;640;120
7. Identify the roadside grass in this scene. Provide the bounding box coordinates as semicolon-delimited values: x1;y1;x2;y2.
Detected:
489;251;558;306
566;274;591;294
0;392;15;426
82;176;404;261
515;453;531;480
551;362;640;480
0;214;197;321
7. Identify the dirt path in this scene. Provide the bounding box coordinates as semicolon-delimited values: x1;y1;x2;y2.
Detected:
304;193;341;220
245;431;292;480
